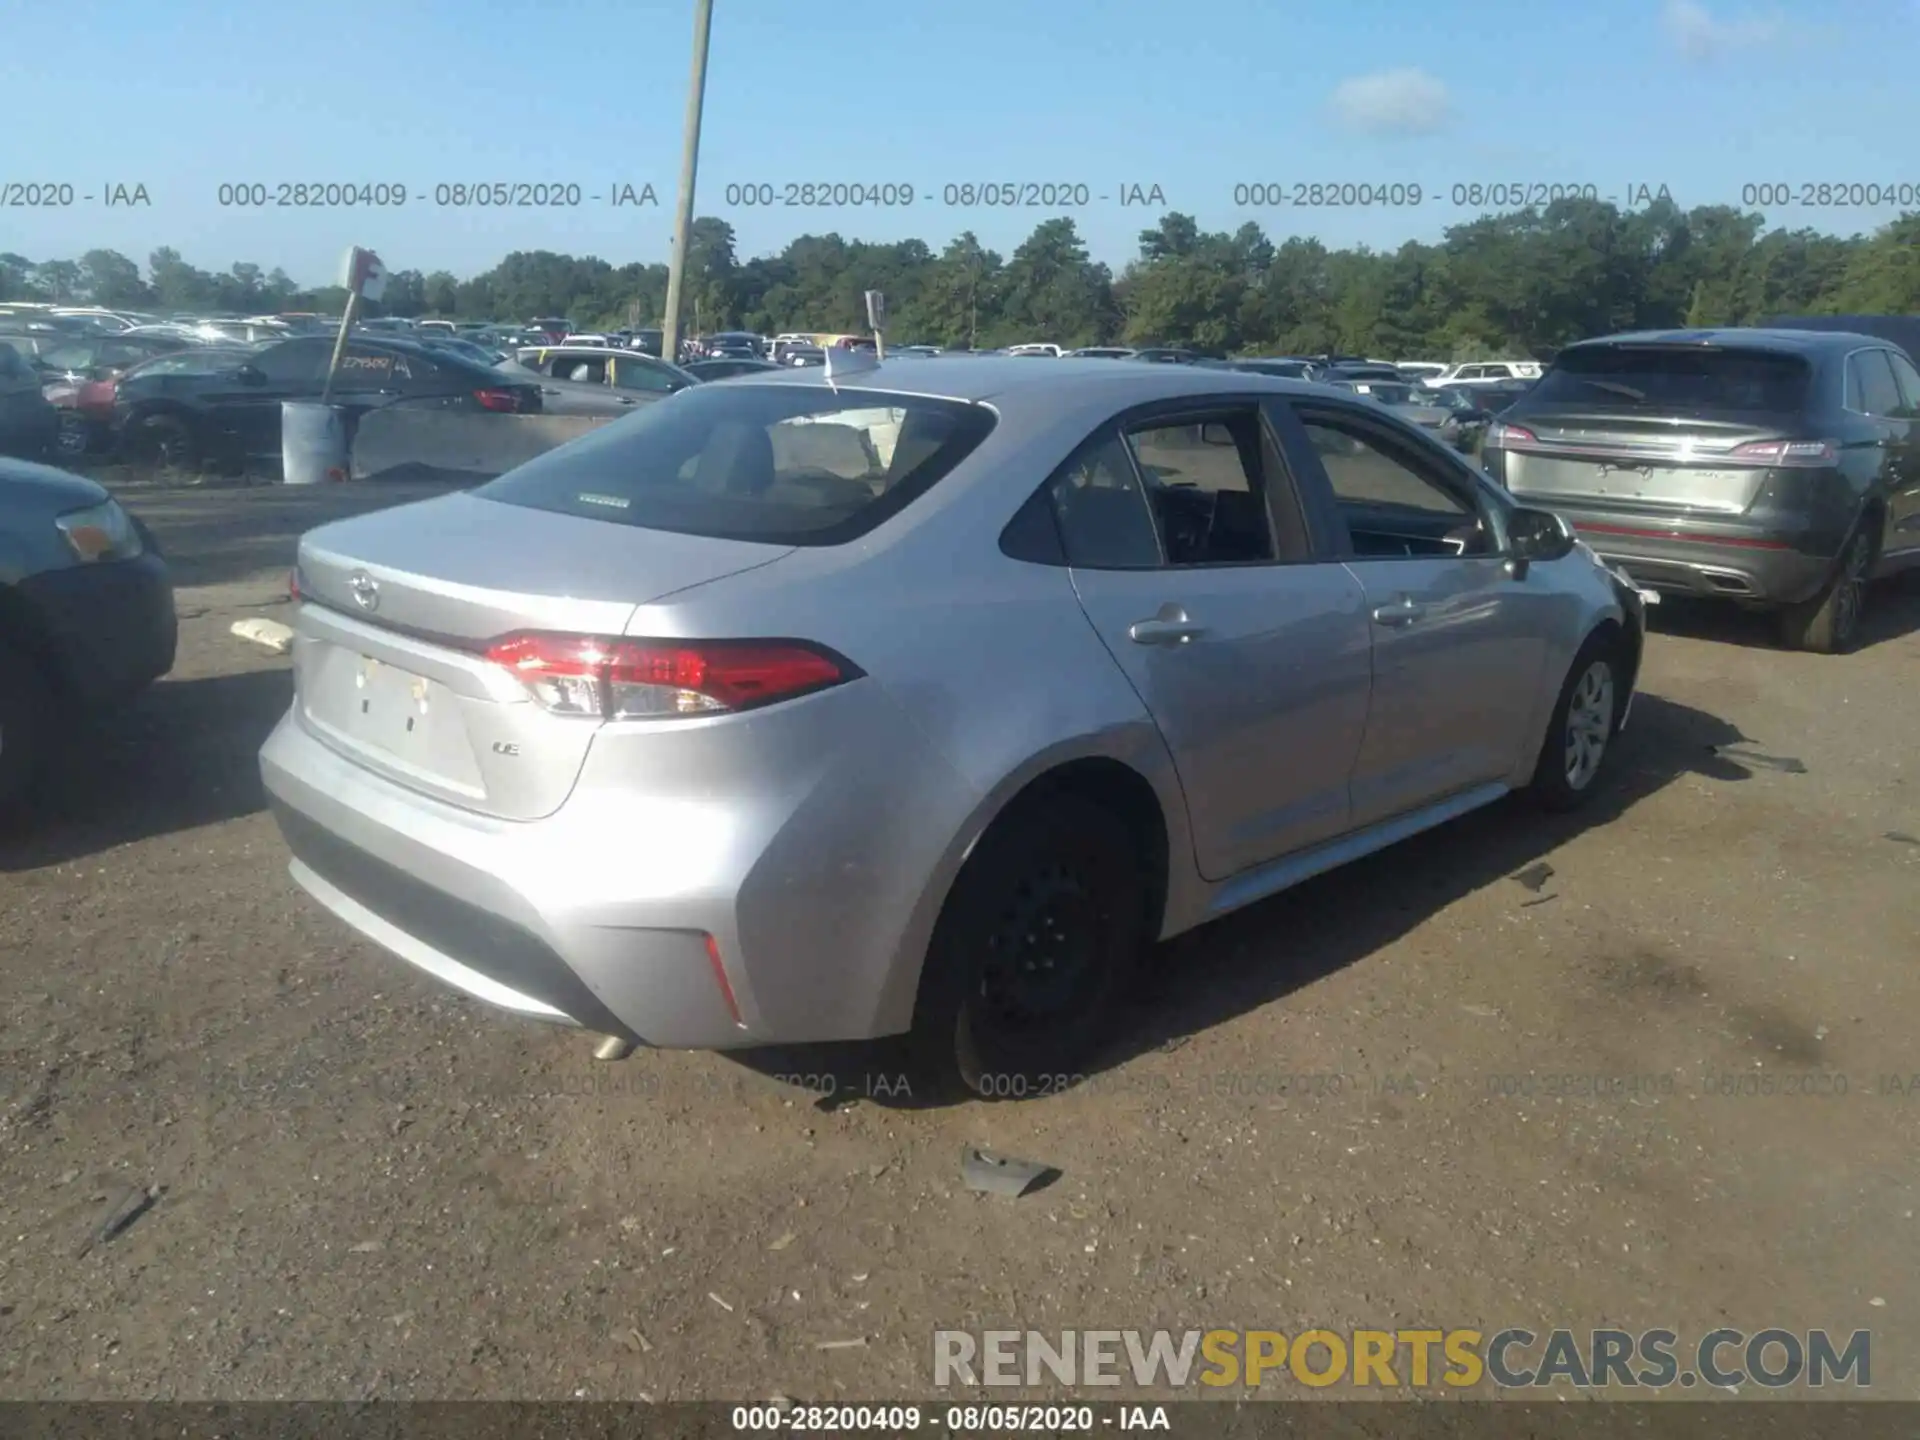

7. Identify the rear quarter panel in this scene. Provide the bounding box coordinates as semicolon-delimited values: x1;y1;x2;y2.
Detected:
615;414;1196;1035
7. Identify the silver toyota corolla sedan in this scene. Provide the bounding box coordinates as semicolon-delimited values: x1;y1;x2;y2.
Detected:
260;355;1646;1095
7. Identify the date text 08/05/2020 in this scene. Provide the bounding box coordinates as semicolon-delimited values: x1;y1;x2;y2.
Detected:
718;182;1169;208
210;182;661;208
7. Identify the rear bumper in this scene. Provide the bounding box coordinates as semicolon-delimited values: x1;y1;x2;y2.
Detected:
1527;506;1834;605
257;683;976;1050
17;551;178;705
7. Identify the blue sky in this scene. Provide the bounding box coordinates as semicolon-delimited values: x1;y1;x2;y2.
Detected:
3;0;1913;285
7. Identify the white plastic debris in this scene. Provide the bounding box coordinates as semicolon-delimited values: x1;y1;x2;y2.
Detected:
231;618;294;654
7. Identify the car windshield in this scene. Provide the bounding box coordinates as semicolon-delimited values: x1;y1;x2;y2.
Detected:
1531;345;1813;412
476;384;996;545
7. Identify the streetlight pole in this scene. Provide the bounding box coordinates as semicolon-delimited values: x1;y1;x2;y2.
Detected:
661;0;714;364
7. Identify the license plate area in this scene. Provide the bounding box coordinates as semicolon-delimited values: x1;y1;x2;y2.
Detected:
301;644;487;794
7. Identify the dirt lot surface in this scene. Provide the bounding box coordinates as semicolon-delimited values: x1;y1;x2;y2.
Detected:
2;476;1917;1402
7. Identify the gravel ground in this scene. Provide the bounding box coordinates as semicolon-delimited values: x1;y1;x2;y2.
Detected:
2;477;1917;1401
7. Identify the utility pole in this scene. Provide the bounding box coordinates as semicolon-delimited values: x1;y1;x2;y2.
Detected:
661;0;714;365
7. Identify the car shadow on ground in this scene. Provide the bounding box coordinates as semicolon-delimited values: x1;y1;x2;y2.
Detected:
0;667;291;872
727;692;1757;1111
1647;572;1920;652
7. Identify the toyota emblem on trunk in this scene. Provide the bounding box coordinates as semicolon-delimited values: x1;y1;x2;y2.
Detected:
347;571;380;612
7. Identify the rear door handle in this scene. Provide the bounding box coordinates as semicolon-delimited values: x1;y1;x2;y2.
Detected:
1129;617;1206;645
1371;596;1427;627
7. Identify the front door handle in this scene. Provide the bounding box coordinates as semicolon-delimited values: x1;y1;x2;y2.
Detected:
1371;596;1427;627
1129;614;1206;645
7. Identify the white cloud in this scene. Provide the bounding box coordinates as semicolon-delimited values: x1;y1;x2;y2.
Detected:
1662;0;1782;59
1327;68;1452;137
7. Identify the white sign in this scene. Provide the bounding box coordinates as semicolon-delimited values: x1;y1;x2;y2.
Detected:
864;289;886;332
340;246;389;301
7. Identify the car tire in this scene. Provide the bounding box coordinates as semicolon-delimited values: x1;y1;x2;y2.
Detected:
55;413;92;457
911;795;1149;1101
1777;526;1873;655
1528;631;1625;813
0;637;52;812
129;412;196;470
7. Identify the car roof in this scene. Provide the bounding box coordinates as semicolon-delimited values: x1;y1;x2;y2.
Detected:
724;355;1325;406
1563;327;1893;356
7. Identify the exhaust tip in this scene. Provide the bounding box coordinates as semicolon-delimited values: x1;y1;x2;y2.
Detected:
592;1034;637;1062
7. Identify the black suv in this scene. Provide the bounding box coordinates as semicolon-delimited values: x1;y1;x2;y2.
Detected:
1486;328;1920;652
112;335;543;471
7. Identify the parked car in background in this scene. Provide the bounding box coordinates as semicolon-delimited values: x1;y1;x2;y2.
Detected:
416;320;458;335
695;331;765;360
684;357;783;382
510;346;695;394
1007;344;1064;358
0;457;176;807
261;357;1643;1092
20;333;191;384
1396;361;1449;384
1341;380;1489;453
1487;327;1920;652
1130;347;1204;364
624;329;666;356
1446;378;1535;412
1067;347;1135;359
113;336;542;471
781;344;827;368
43;378;119;457
1430;360;1543;388
528;317;573;344
1219;358;1316;380
0;344;59;459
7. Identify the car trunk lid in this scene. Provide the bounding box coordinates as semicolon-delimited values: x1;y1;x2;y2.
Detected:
1498;410;1800;514
292;492;795;819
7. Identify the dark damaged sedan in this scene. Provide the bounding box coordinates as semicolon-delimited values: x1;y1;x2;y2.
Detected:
1486;328;1920;653
0;459;176;806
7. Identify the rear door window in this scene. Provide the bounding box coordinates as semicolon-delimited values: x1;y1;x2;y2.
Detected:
1045;434;1163;568
1847;350;1906;418
610;356;682;393
1887;352;1920;418
475;384;996;545
252;338;328;384
1123;409;1308;565
1531;346;1811;412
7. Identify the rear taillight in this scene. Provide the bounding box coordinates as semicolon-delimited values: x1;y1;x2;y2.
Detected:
1727;438;1838;467
474;388;522;413
1485;422;1538;449
484;633;856;719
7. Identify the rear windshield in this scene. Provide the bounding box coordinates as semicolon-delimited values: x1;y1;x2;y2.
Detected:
1532;346;1812;412
476;383;998;545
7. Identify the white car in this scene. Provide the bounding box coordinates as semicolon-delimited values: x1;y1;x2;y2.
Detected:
1428;361;1543;388
1396;361;1449;383
1007;344;1064;358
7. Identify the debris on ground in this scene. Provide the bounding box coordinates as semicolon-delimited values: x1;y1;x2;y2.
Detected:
708;1293;734;1312
230;617;294;654
1886;832;1919;846
1712;745;1808;774
815;1337;868;1351
75;1184;161;1258
961;1148;1056;1198
768;1232;797;1251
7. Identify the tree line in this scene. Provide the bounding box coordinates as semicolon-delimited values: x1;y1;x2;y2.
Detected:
4;199;1915;360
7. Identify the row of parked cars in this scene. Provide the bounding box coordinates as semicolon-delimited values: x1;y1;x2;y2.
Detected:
4;309;1916;1098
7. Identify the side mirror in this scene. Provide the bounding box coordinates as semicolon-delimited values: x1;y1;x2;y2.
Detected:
1507;506;1576;570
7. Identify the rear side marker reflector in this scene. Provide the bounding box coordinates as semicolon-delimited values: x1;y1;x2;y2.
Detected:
484;632;858;719
704;932;745;1028
1574;521;1791;551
